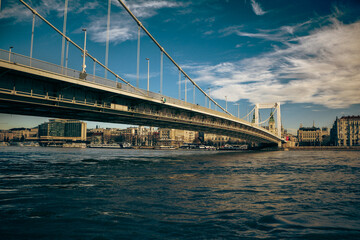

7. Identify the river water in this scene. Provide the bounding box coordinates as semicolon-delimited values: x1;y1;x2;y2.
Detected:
0;147;359;239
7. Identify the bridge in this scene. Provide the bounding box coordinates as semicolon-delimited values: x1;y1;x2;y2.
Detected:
0;0;284;146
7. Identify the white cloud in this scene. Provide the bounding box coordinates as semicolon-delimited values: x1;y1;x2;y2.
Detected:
0;2;32;21
0;0;99;21
221;20;313;43
87;14;138;43
88;0;188;43
188;20;360;109
203;30;214;35
1;0;188;44
126;1;187;18
115;0;189;19
250;0;266;16
75;1;99;14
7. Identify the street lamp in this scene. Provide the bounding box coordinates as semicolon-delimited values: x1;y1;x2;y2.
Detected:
208;87;211;108
79;29;87;80
234;103;240;118
82;28;87;73
185;76;187;102
8;46;13;62
146;58;150;91
225;96;227;111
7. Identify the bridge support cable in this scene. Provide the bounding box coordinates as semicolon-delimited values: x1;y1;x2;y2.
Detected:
65;40;69;71
208;88;211;109
234;103;240;118
30;13;35;66
146;58;150;91
60;0;68;70
178;70;181;99
105;0;111;79
193;84;195;104
117;0;232;116
93;60;96;82
81;29;87;73
225;96;227;111
258;111;262;125
160;51;163;94
184;76;187;102
258;108;277;125
276;102;281;137
18;0;144;96
136;26;140;87
254;104;259;125
242;106;255;121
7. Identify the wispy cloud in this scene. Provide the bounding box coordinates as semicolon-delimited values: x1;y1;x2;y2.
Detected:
125;1;188;18
75;1;99;14
89;0;188;43
221;6;344;45
250;0;266;16
0;0;99;21
187;19;360;109
221;20;312;43
0;2;33;21
1;0;183;44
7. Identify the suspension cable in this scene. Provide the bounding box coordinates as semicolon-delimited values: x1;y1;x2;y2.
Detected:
19;0;145;96
116;0;232;116
242;106;255;120
259;108;277;125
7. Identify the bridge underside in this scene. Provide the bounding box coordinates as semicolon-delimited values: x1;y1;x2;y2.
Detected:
0;97;271;144
0;61;282;145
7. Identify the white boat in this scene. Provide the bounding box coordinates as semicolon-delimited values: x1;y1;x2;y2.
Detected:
22;142;40;147
88;143;121;149
121;142;132;149
157;145;177;150
63;143;86;148
205;146;216;150
219;144;248;150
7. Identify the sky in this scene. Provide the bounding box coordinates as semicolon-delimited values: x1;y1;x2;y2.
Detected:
0;0;359;134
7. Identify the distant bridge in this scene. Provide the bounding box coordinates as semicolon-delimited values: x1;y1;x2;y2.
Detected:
0;0;284;146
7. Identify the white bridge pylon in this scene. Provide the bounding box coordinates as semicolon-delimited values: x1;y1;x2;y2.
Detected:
254;102;281;137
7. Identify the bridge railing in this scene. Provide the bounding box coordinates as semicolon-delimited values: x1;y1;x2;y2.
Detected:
0;49;120;88
0;49;272;133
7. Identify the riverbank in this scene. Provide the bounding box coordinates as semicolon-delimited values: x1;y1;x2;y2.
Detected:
284;146;360;151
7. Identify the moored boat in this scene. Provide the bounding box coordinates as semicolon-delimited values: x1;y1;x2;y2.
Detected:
88;143;121;148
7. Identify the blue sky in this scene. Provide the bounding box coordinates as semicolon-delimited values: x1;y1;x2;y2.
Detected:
0;0;360;134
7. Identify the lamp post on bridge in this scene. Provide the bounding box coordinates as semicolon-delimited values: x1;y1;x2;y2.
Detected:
61;0;68;70
208;87;211;109
82;29;87;72
185;76;187;102
146;58;150;92
80;29;87;80
8;46;13;62
105;0;111;79
137;26;140;88
30;13;35;65
234;103;240;118
225;96;227;111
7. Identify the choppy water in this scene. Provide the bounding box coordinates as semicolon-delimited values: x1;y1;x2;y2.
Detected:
0;147;359;239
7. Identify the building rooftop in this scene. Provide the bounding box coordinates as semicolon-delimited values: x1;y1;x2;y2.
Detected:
340;116;360;120
299;127;320;131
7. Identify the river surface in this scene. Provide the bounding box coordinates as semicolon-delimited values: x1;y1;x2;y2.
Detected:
0;147;359;239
